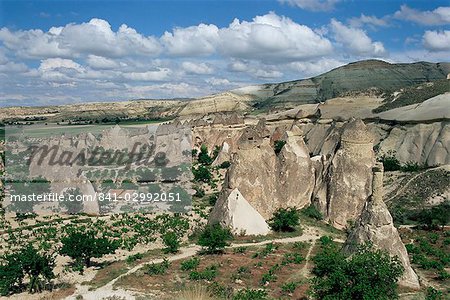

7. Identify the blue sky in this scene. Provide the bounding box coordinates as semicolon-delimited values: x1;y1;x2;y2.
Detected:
0;0;449;106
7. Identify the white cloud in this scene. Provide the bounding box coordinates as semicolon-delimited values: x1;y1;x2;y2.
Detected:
330;19;386;56
0;18;161;59
205;77;232;86
218;12;333;62
287;58;344;77
228;60;249;72
279;0;340;11
39;58;84;72
0;61;29;73
253;69;283;79
394;5;450;26
181;61;213;74
161;24;219;56
423;30;450;51
348;14;389;28
122;68;171;81
86;55;119;69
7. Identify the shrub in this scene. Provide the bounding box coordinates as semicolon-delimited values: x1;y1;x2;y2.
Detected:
60;230;119;270
145;258;170;275
189;265;218;281
181;257;200;271
268;207;300;232
379;153;401;171
208;193;218;206
233;288;268;300
219;161;231;169
192;165;212;183
311;243;404;300
301;204;323;220
198;145;213;165
162;231;180;254
198;224;233;254
126;253;143;264
273;140;286;155
281;281;298;294
401;161;422;172
425;287;444;300
193;186;205;198
0;245;55;295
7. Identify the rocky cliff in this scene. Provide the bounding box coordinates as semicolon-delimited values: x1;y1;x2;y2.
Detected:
343;163;420;289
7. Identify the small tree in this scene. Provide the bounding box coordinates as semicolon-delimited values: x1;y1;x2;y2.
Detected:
198;224;232;254
268;207;300;232
198;144;213;165
60;230;119;270
162;231;180;254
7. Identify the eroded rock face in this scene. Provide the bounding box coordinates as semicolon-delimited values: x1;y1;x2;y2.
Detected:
326;119;374;229
208;188;270;235
209;123;315;234
378;122;450;167
343;163;420;289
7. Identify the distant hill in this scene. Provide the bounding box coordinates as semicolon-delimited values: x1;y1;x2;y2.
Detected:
233;60;450;111
1;59;449;122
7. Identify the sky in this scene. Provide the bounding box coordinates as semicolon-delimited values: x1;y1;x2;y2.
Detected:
0;0;449;107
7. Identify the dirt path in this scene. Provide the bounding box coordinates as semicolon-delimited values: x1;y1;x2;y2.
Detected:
68;227;343;299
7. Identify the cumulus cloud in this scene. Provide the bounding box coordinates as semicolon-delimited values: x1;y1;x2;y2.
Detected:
287;58;344;77
423;30;450;51
348;14;389;28
181;61;213;74
160;12;333;63
205;77;232;86
161;24;219;56
122;68;171;81
86;55;120;69
0;18;161;59
394;5;450;26
279;0;340;11
218;12;333;62
330;19;386;56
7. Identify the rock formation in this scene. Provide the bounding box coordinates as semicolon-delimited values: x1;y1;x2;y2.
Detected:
209;123;315;234
326;119;374;229
343;163;420;289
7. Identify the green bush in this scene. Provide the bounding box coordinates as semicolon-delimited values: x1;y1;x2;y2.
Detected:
311;243;404;300
425;287;444;300
189;265;218;281
0;245;55;295
208;193;218;206
268;207;300;232
301;204;323;220
162;231;180;254
379;153;401;171
401;161;422;172
198;224;233;254
126;253;143;264
281;281;299;294
219;161;231;169
233;288;268;300
180;257;200;271
273;140;286;155
198;144;213;165
145;258;170;275
192;165;212;183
